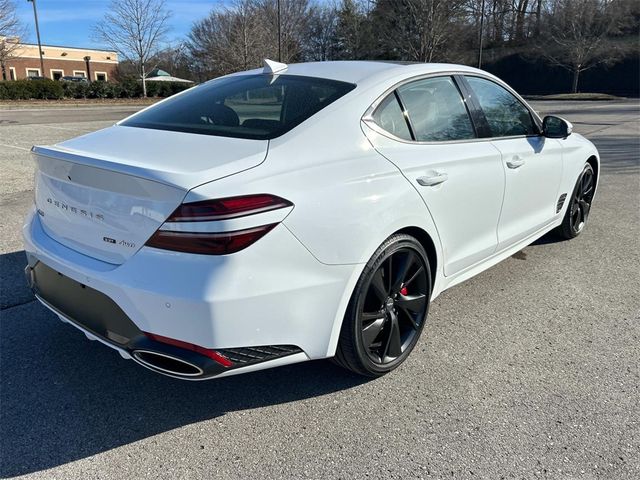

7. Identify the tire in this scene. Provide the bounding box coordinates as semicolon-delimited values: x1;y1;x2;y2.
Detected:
556;163;595;240
334;234;432;377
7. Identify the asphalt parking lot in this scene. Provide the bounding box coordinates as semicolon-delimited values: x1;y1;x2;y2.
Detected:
0;100;638;479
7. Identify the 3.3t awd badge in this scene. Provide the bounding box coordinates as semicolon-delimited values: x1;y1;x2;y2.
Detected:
103;237;135;248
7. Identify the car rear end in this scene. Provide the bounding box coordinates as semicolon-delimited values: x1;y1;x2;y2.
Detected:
23;72;358;379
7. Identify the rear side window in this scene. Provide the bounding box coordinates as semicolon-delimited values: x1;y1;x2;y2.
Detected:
397;77;475;142
465;76;536;137
121;75;356;140
371;94;412;140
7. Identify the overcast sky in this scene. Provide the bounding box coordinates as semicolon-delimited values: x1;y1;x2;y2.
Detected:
15;0;223;49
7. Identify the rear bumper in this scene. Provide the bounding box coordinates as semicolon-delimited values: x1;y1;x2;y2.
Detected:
23;208;357;378
27;260;277;379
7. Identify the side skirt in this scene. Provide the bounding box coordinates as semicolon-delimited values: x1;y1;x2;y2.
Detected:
436;219;561;295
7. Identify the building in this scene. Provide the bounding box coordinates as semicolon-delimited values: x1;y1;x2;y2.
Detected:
2;38;118;81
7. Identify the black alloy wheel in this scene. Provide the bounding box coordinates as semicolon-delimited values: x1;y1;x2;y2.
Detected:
334;234;431;377
558;163;596;239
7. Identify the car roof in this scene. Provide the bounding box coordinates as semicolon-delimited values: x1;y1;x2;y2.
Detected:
235;61;488;86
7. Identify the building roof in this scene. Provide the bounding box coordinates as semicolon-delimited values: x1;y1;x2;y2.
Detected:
14;41;117;55
146;75;193;83
147;68;193;83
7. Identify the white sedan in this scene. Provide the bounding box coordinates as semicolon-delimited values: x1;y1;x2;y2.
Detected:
23;60;599;379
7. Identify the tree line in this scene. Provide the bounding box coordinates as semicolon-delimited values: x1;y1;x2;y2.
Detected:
2;0;638;94
179;0;640;93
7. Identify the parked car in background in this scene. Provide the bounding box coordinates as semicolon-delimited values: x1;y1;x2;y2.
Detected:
60;76;88;83
23;60;599;380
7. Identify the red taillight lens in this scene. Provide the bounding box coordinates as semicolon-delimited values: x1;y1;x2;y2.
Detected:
146;223;276;255
143;332;233;367
147;194;292;255
167;194;292;222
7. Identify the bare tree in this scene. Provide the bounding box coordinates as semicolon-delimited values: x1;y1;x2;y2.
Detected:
188;0;314;78
406;0;466;61
0;0;24;80
93;0;171;96
150;43;193;80
374;0;467;62
539;0;632;92
188;0;266;79
489;0;509;42
334;0;371;60
512;0;530;41
305;3;338;61
258;0;313;62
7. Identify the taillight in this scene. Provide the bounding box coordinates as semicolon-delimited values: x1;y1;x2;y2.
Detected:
166;194;292;222
143;332;233;367
146;224;277;255
145;194;292;255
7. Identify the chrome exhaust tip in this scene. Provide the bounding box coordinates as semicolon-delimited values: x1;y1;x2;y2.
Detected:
132;350;204;377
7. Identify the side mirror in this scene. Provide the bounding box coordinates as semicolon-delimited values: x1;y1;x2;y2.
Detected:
543;115;573;139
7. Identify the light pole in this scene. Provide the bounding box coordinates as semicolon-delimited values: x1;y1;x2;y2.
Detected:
27;0;45;78
84;56;91;82
277;0;281;62
477;0;485;69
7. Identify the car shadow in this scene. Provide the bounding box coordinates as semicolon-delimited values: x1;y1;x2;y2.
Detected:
0;250;369;478
531;231;566;246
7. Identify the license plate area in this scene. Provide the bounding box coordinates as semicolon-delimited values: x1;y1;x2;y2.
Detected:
28;261;141;345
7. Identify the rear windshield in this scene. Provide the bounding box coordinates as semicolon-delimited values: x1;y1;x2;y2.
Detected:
121;74;356;140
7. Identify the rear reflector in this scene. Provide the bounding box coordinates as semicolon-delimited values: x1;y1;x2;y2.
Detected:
167;194;292;222
143;332;233;367
146;223;276;255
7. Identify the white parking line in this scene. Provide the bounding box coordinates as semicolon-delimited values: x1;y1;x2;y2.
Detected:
0;143;30;151
38;124;95;132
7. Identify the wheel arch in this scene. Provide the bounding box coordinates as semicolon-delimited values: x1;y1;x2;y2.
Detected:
395;226;438;291
586;154;599;188
324;221;443;358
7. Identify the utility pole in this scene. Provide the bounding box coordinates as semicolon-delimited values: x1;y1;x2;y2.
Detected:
84;56;91;82
277;0;282;62
27;0;45;78
477;0;485;69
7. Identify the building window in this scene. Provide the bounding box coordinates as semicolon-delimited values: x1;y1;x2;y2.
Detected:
26;68;41;78
9;67;16;81
50;69;64;81
73;70;86;77
95;72;107;82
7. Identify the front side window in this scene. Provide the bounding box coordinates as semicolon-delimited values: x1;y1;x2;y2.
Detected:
465;76;537;137
397;77;475;142
371;93;412;140
121;74;356;140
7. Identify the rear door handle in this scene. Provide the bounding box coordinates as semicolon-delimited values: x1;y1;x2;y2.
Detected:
506;156;525;169
416;172;448;187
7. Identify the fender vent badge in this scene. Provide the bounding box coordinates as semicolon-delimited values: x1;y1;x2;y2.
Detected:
556;194;568;213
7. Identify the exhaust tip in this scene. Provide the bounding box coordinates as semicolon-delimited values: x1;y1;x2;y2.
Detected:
132;350;203;377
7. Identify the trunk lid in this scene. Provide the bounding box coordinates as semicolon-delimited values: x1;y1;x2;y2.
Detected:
33;126;268;264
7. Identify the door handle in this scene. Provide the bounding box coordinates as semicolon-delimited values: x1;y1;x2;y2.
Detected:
506;156;525;169
416;172;448;187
